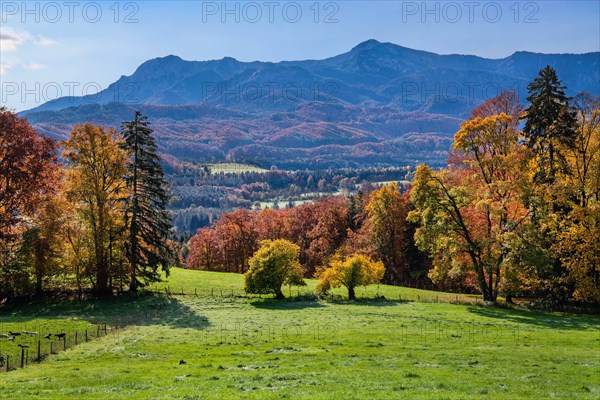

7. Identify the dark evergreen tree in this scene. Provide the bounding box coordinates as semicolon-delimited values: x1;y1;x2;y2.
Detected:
523;66;578;182
121;111;174;291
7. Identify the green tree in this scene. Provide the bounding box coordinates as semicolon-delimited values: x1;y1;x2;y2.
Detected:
523;66;577;182
121;112;174;291
316;254;384;300
244;239;305;299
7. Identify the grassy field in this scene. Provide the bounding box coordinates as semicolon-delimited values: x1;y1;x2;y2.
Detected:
0;268;598;399
207;163;267;174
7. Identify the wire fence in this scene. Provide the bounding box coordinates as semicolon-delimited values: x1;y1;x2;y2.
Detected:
0;323;119;373
148;285;483;305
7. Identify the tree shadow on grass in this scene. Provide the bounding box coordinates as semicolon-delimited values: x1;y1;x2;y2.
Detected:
0;292;211;331
467;304;600;331
336;298;410;307
249;298;327;310
249;297;410;310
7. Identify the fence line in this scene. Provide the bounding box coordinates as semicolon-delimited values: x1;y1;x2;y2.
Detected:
149;285;482;305
0;323;125;374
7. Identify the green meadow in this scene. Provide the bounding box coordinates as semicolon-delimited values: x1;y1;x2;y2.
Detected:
207;163;268;174
0;268;598;399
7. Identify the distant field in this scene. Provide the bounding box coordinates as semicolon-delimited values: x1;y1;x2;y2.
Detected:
259;191;345;210
1;268;598;399
356;180;410;188
208;163;268;174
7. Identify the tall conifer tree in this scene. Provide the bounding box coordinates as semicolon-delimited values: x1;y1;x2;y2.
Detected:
523;66;577;182
121;111;173;291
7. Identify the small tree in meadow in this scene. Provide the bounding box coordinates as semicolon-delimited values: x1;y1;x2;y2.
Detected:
317;254;384;300
244;239;305;299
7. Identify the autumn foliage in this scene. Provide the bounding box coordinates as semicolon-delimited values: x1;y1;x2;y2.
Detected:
316;254;384;300
244;239;305;299
1;65;598;306
0;109;173;298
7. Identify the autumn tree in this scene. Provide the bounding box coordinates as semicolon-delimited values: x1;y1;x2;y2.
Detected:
552;94;600;302
63;123;127;295
186;228;220;271
255;208;293;241
20;185;69;295
0;109;58;259
0;108;59;297
471;89;524;122
410;114;533;302
304;197;350;275
61;199;92;295
121;111;173;291
366;183;409;284
215;209;259;273
316;254;384;300
244;239;305;299
566;93;600;207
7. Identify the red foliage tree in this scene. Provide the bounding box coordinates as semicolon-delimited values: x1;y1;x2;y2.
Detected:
0;108;58;252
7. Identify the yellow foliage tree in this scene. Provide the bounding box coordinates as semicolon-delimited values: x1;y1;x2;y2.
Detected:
317;254;384;300
63;123;128;294
244;239;305;299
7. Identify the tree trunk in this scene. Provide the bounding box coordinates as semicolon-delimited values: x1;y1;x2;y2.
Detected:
96;261;109;295
35;271;43;296
348;286;356;300
129;278;138;292
274;289;285;300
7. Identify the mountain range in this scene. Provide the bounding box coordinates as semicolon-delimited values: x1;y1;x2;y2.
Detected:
23;39;599;169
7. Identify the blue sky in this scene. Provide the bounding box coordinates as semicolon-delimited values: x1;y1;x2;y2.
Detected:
1;0;599;111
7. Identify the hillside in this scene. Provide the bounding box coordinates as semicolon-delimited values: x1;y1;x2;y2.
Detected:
21;40;599;169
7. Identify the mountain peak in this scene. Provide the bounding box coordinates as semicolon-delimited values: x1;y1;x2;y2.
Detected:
351;39;384;51
135;54;186;70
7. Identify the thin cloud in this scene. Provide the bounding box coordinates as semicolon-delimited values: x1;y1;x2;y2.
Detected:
0;28;31;52
24;63;46;71
0;28;56;52
35;37;57;47
0;63;12;75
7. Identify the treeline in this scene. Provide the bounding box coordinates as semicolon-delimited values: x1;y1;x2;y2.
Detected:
187;67;600;305
186;188;433;288
0;110;175;299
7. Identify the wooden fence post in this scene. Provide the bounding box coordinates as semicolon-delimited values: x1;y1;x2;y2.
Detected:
20;348;25;368
63;336;66;351
37;340;41;362
6;355;9;372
